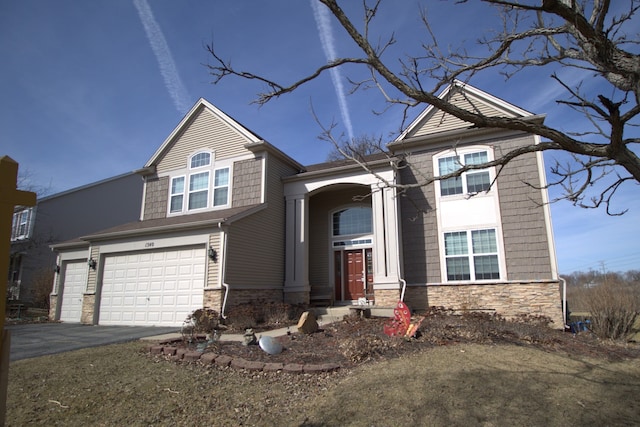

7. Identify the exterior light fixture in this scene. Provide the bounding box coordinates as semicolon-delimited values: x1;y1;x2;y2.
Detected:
88;258;97;270
54;265;60;274
208;248;217;262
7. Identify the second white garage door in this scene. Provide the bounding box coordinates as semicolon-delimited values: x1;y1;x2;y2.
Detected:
59;260;88;323
99;246;206;326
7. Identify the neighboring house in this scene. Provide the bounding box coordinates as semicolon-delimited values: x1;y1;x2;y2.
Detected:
8;173;143;306
50;82;563;327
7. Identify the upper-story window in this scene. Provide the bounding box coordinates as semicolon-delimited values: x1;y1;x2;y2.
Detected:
437;149;492;196
190;152;211;168
213;168;230;207
332;206;372;237
11;207;35;241
168;151;231;215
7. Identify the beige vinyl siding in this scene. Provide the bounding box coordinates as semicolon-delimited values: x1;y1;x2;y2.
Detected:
86;246;100;293
232;158;263;207
399;152;440;284
207;232;220;287
411;89;519;138
156;107;252;174
143;176;169;220
225;155;297;288
264;154;298;203
496;135;553;280
308;186;372;292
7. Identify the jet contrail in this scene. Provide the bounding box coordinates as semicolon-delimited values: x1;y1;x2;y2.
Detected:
310;0;355;142
133;0;191;113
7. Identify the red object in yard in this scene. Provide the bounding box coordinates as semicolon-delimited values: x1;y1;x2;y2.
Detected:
383;301;425;338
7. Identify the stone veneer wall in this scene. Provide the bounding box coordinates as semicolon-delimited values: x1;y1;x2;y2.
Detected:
49;295;58;320
405;282;564;328
374;289;401;307
203;289;223;312
81;294;96;324
284;291;309;306
225;289;283;309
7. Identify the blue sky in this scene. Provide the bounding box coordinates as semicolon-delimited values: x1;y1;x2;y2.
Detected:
1;0;638;274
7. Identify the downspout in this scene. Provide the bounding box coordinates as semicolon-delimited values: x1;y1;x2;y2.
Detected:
218;223;230;319
559;275;568;329
390;166;407;302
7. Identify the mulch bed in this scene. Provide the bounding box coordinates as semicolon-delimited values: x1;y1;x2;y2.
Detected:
150;313;640;371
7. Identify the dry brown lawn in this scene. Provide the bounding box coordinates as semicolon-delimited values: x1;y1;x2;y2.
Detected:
7;338;640;426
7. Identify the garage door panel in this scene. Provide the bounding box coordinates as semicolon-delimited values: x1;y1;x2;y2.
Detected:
175;295;191;306
99;246;205;326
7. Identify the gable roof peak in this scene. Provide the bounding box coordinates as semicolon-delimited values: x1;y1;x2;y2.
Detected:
395;81;535;142
144;98;262;168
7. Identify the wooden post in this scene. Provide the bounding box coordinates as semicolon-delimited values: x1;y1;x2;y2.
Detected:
0;156;36;425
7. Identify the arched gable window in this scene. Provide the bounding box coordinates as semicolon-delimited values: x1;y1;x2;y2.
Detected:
190;152;211;168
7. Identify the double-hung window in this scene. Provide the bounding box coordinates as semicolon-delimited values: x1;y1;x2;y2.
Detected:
11;207;35;241
170;177;185;213
213;168;229;207
438;150;491;196
444;228;500;281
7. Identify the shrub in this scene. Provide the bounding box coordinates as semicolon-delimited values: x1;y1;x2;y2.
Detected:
29;268;55;309
339;335;395;363
583;282;639;340
224;301;307;331
225;304;261;330
182;308;220;343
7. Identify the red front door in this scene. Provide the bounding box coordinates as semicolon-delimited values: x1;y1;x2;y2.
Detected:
344;249;365;300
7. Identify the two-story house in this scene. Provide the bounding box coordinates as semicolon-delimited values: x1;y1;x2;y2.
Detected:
9;173;143;307
50;82;563;327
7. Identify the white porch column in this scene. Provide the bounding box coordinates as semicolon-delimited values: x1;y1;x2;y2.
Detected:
371;185;401;289
284;194;309;293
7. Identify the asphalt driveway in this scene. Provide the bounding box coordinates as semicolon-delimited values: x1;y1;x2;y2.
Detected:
6;323;179;362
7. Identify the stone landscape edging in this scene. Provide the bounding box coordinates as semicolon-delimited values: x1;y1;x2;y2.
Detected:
145;343;341;374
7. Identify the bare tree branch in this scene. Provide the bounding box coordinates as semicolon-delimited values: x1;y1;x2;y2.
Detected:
206;0;640;213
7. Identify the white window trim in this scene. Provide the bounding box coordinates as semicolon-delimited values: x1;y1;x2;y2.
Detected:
329;204;374;239
11;207;35;241
212;166;231;208
187;170;210;211
166;150;235;216
169;175;186;214
434;145;496;199
440;226;507;283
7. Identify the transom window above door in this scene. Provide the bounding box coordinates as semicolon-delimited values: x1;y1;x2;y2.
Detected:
168;151;231;214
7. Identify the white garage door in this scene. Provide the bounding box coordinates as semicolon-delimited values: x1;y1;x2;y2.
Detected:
59;260;87;323
99;246;206;326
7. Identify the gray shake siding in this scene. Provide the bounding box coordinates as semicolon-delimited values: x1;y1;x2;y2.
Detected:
496;135;553;280
143;176;169;220
398;132;553;285
399;153;440;284
232;158;263;207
